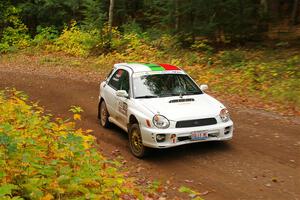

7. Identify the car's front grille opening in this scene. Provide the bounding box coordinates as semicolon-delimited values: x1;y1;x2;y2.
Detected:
178;136;191;141
224;126;231;135
169;98;195;103
176;118;217;128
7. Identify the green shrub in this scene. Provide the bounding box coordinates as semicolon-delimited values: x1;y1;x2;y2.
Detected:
191;39;214;55
32;26;59;47
0;89;148;199
51;22;100;57
0;6;31;53
219;50;245;67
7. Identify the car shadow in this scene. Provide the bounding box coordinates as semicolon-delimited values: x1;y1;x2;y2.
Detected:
144;141;232;161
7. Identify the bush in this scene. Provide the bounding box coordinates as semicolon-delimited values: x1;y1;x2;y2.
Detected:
51;22;101;57
191;39;214;55
0;89;148;199
0;6;31;53
219;50;245;67
32;26;59;47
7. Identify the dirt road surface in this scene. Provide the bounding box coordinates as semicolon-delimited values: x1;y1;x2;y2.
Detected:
0;68;299;200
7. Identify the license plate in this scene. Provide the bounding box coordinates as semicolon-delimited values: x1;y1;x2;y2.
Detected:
191;131;208;140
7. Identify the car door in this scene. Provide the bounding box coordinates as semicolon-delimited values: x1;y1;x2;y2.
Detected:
104;69;125;119
115;70;130;127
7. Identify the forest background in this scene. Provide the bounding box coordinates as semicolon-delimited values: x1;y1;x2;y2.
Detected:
1;0;299;113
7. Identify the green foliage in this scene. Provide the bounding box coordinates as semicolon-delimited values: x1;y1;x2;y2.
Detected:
191;40;214;55
0;6;30;53
81;0;105;30
219;50;245;67
69;105;84;114
18;0;85;30
196;50;300;108
0;89;149;199
51;22;101;56
32;26;59;47
179;186;204;200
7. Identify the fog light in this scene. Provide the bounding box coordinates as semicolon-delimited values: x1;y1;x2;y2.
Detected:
156;134;166;142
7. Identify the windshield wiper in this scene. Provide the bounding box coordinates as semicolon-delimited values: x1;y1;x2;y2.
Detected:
183;91;202;95
135;95;158;99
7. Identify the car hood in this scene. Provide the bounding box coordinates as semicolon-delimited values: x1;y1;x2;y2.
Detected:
137;94;224;121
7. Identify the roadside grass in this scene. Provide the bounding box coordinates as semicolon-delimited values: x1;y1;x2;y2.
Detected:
0;89;159;199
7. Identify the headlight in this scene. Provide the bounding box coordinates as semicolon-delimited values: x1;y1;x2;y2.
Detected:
153;114;170;129
219;108;230;122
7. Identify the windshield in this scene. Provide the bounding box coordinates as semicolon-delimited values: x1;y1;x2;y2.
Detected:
133;73;202;98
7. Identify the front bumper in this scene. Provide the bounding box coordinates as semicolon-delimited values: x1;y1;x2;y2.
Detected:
140;120;233;148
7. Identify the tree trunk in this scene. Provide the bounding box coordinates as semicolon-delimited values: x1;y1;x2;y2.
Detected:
108;0;114;47
260;0;268;14
292;0;299;25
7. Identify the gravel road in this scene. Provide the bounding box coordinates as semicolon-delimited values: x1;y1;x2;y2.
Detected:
0;67;299;200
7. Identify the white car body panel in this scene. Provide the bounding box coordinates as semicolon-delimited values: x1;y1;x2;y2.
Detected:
138;94;223;121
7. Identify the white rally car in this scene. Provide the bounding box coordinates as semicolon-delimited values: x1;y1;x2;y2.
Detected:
98;63;233;157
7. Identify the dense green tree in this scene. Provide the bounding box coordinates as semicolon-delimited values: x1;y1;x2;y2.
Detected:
16;0;86;33
0;0;299;44
81;0;105;29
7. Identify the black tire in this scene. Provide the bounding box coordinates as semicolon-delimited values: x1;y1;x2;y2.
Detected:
128;124;148;158
99;101;110;128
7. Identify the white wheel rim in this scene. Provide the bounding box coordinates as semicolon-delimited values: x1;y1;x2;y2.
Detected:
100;103;107;126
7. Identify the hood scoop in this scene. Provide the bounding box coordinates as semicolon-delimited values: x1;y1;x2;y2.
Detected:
169;98;195;103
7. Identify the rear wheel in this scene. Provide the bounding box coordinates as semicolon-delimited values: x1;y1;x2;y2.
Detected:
99;101;110;128
128;124;148;158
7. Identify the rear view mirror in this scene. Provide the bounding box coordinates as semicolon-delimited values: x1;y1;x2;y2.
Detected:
116;90;129;98
200;84;208;91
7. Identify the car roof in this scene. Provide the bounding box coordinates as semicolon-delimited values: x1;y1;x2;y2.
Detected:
114;63;184;73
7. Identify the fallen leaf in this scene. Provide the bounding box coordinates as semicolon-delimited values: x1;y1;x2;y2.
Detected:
73;113;81;120
201;191;209;196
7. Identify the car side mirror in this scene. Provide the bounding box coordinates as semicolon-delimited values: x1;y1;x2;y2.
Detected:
116;90;129;98
200;84;208;91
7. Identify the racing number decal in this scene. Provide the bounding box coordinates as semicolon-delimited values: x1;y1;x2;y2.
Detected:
118;101;128;116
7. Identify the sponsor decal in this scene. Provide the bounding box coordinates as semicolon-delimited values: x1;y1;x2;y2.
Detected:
116;69;123;77
118;101;128;116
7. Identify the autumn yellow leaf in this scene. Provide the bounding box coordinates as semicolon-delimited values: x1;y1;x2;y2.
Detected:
86;129;93;133
73;113;81;120
41;193;54;200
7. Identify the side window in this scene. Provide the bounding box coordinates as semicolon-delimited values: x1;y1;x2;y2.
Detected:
108;69;130;93
105;68;115;81
108;69;123;90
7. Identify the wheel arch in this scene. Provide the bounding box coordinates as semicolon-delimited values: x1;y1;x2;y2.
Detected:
128;114;139;130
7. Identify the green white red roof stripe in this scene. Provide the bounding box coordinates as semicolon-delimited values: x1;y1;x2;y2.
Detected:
129;63;181;71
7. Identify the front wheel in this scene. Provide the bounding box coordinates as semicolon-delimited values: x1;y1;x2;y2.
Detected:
128;124;148;158
99;101;110;128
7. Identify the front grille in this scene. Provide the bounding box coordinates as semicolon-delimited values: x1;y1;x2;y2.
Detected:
178;136;190;141
176;118;217;128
